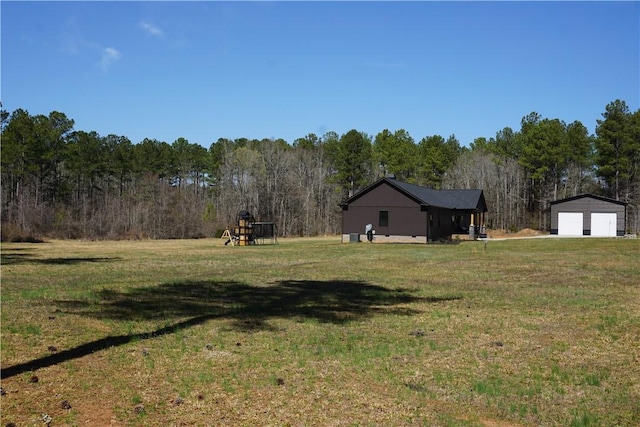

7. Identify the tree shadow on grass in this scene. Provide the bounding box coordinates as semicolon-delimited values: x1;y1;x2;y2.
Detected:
1;280;461;378
0;248;121;265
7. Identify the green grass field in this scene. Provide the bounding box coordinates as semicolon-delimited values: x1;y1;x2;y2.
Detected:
1;237;639;426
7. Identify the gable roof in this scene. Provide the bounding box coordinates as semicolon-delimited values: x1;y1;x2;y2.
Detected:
340;178;487;211
550;193;627;206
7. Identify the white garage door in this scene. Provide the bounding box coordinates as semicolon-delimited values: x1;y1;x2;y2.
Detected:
591;213;617;237
558;212;583;236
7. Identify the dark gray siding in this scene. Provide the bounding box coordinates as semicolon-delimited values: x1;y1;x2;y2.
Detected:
550;196;626;235
342;183;427;237
428;208;461;240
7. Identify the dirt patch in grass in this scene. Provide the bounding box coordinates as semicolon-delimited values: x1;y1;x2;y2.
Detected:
486;228;546;238
0;352;121;426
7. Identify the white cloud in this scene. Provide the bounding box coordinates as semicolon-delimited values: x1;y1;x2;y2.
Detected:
100;47;122;73
139;21;163;37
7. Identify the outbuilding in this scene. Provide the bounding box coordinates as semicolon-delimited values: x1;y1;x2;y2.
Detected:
340;177;488;243
550;194;627;237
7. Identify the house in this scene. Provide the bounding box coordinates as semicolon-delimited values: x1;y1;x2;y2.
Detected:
550;194;627;237
339;177;488;243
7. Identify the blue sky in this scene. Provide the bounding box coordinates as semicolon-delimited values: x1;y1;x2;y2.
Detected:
2;1;638;148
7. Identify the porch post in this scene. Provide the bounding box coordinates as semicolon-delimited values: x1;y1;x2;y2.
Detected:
469;212;476;239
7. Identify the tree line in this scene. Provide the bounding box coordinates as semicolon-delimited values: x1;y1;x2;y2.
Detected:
1;100;638;241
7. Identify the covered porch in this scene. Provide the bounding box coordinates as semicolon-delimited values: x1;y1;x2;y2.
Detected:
451;210;488;240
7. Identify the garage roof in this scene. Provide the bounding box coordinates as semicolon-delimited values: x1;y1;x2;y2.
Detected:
550;194;627;206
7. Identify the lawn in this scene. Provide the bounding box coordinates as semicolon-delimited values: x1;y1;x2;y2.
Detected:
1;237;639;426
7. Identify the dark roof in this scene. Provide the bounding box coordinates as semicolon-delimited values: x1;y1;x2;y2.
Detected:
550;193;627;206
341;178;487;211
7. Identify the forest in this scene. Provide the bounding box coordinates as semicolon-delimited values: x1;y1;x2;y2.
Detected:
1;99;639;241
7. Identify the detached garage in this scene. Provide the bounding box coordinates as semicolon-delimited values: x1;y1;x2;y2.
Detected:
550;194;627;236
